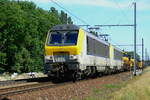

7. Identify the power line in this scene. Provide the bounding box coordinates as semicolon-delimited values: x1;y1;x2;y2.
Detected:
50;0;89;25
102;1;132;25
95;24;134;27
113;44;142;46
112;0;131;24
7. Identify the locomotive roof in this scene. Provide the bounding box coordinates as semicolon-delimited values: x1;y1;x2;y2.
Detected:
113;45;123;52
84;29;110;46
84;28;123;53
50;24;80;31
50;24;123;53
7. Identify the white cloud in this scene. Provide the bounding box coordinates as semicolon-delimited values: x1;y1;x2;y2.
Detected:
137;2;150;10
27;0;150;10
59;0;130;8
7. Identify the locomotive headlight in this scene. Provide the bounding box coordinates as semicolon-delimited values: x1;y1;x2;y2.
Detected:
69;55;78;60
44;55;53;63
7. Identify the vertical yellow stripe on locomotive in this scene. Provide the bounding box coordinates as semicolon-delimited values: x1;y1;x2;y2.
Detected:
109;44;114;59
76;28;85;55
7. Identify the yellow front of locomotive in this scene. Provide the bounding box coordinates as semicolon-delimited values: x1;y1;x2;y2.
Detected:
44;25;84;77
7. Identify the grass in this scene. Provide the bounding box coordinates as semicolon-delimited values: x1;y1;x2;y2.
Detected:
83;83;126;100
93;88;103;94
111;67;150;100
82;66;150;100
83;97;97;100
104;84;122;89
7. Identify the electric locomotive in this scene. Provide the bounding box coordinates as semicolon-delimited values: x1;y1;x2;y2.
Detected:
44;24;124;80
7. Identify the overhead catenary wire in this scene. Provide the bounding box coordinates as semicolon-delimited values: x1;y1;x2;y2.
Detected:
102;1;132;25
50;0;89;25
112;0;132;25
113;44;142;46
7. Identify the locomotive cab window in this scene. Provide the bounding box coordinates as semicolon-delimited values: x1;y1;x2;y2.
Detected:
47;31;78;46
64;31;78;45
49;32;62;44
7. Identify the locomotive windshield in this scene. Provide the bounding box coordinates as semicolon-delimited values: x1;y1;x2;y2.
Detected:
47;31;78;46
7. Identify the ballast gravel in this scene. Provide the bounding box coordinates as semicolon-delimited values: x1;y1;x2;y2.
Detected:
6;72;131;100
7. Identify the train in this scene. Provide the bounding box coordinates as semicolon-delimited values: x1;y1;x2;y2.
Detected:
122;53;143;70
44;24;142;81
122;53;134;70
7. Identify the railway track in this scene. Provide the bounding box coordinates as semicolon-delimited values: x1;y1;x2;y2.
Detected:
0;77;90;98
0;80;27;87
0;72;131;99
0;77;49;87
0;79;74;98
0;82;58;98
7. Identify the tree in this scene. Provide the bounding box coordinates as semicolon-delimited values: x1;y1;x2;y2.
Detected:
60;10;71;24
0;0;74;73
67;17;73;24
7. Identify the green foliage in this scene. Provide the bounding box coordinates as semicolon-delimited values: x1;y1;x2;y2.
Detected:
93;88;102;94
83;97;97;100
104;84;122;89
59;10;73;24
68;17;73;24
0;0;73;73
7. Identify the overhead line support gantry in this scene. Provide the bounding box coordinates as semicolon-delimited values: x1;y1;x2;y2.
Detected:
94;3;137;76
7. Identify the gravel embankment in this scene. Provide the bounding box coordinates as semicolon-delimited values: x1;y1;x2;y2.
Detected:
5;72;131;100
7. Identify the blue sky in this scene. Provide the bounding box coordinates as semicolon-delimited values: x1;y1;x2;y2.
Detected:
24;0;149;59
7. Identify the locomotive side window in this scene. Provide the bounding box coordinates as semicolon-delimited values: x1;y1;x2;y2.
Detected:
87;36;95;55
94;39;109;58
114;49;123;60
87;36;109;58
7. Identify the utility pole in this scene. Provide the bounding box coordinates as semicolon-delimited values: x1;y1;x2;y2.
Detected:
96;3;137;75
145;48;147;61
133;2;137;76
145;48;150;66
142;38;144;70
80;2;138;75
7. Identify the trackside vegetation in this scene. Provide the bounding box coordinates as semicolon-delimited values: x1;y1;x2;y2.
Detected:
111;67;150;100
0;0;73;73
83;67;150;100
